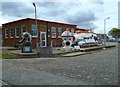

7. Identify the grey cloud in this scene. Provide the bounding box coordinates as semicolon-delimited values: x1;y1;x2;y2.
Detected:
2;2;34;17
90;0;104;12
1;2;81;18
77;22;97;30
66;10;97;29
2;2;101;30
34;2;64;17
1;2;66;18
77;22;97;29
96;2;104;5
47;9;66;17
90;0;104;5
68;11;97;23
37;2;81;17
36;2;58;8
36;2;98;29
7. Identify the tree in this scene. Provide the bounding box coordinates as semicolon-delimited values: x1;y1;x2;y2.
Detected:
108;28;120;38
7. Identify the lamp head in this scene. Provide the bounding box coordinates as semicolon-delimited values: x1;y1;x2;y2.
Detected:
33;3;36;7
107;17;110;19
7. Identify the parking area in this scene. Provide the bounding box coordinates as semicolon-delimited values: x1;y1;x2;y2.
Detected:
2;46;119;85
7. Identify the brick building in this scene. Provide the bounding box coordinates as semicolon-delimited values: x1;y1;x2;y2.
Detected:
2;18;77;48
0;26;2;46
75;28;93;34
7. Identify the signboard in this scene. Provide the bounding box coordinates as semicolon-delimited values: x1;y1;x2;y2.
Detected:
74;46;80;50
23;46;32;53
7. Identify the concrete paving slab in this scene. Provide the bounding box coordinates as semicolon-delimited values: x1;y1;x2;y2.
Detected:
2;47;118;85
2;62;88;85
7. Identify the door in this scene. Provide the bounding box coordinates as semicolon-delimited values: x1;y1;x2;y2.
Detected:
40;32;46;47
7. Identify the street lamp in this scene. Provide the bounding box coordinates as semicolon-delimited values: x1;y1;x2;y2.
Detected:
104;17;110;48
33;3;38;48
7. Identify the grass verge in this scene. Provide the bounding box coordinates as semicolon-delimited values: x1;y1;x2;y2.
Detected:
1;50;17;59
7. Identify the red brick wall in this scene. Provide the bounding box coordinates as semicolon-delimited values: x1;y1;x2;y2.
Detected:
52;38;62;47
2;18;76;48
48;22;76;47
2;19;29;47
27;19;48;48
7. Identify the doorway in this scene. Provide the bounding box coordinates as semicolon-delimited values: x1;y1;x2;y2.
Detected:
40;32;46;47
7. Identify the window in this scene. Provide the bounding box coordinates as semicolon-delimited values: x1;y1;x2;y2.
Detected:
51;27;56;38
21;25;27;35
40;32;46;47
58;27;62;38
71;28;74;33
5;28;8;38
71;29;74;36
66;28;70;31
15;27;19;38
10;28;14;38
31;25;38;37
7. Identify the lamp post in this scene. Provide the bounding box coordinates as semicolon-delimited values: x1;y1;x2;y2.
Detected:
104;17;110;48
88;28;91;47
33;3;38;48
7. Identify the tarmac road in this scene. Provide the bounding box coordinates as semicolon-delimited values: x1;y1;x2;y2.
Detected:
2;46;119;85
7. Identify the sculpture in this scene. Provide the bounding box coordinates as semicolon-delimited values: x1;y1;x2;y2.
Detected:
19;32;32;53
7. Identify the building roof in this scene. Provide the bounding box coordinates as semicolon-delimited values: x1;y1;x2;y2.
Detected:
75;28;94;34
76;28;89;31
2;18;77;26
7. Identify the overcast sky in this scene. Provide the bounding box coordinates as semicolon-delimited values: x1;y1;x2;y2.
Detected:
0;0;119;34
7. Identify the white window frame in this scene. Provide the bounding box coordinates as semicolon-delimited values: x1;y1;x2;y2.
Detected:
40;32;47;47
15;26;19;38
5;28;8;38
51;27;56;38
58;27;62;38
21;25;27;36
31;25;38;38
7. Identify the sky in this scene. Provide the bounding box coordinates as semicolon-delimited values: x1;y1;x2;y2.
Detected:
0;0;119;34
